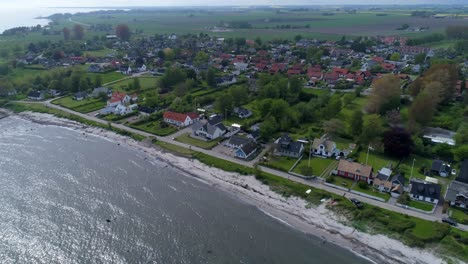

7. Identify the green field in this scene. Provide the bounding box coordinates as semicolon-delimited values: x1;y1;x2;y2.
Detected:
175;133;222;149
105;77;158;91
52;96;105;113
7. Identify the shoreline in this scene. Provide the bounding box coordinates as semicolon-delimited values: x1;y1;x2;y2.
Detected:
12;111;447;264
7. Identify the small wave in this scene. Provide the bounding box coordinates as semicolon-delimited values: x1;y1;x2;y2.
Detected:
258;208;293;228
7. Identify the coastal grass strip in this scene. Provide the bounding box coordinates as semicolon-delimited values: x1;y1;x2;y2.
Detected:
4;102;145;141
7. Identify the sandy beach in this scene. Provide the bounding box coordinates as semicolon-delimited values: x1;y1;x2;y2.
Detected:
14;111;447;264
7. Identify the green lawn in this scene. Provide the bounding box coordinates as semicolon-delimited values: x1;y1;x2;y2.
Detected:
262;155;298;172
407;200;434;212
352;184;391;201
105;77;158;92
83;48;116;57
292;157;335;177
175;133;222;149
449;208;468;225
132;121;177;136
52;96;105;113
328;175;355;189
357;152;397;171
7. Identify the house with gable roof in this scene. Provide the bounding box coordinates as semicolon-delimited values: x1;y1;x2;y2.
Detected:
163;111;199;127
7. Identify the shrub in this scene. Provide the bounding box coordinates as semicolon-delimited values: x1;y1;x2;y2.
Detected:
358;181;369;190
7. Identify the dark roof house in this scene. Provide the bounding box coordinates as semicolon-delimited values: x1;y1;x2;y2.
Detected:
275;133;304;158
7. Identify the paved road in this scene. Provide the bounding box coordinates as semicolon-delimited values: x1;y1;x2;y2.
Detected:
23;99;468;232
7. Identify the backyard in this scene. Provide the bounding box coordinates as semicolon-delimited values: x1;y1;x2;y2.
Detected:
292;157;335;177
262;154;298;172
52;96;105;113
131;121;177;136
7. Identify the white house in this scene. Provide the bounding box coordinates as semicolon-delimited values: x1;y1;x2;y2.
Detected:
163;111;199;127
311;138;338;158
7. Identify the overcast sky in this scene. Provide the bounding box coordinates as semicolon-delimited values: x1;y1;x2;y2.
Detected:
4;0;466;8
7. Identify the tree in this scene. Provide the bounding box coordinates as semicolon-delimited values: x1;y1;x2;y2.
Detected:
260;116;278;141
323;119;344;137
366;75;400;114
132;78;141;92
214;92;234;115
194;51;209;67
116;24;131;41
389;52;401;61
206;67;216;87
385;109;402;127
360;114;384;145
349;110;363;137
73;25;85;40
414;53;426;64
94;75;102;87
454;145;468;162
63;27;71;41
409;91;437;126
383;127;413;158
174;82;188;97
229;85;249;107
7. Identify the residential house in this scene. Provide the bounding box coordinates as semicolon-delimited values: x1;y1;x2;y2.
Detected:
225;135;251;149
311;138;338;158
336;159;373;183
235;140;258;160
163;111;199;127
409;180;441;204
233;107;252;119
27;91;45;101
373;168;393;192
192;120;227;140
445;160;468;209
49;89;61;96
391;174;406;187
108;91;131;107
431;160;451;177
91;87;112;98
73;91;88;101
274;133;304;158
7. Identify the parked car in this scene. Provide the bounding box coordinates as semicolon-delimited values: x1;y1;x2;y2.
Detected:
442;217;458;226
350;198;363;209
452;169;457;176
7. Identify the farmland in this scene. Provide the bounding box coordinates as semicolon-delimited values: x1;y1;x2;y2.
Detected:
44;8;468;41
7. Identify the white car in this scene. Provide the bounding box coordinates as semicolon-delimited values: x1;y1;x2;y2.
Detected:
452;169;457;176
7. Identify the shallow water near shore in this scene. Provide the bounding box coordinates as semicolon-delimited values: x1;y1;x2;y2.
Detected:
0;116;370;263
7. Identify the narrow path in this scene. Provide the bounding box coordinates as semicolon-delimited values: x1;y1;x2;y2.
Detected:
68;17;91;27
18;99;468;232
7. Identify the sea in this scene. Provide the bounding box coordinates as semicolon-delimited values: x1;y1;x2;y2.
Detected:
0;7;107;33
0;116;371;263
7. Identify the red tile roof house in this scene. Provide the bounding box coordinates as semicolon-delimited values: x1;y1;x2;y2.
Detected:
332;67;349;78
269;63;287;74
324;72;340;86
108;91;131;107
336;159;374;184
163;111;200;127
287;68;302;77
307;68;323;80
